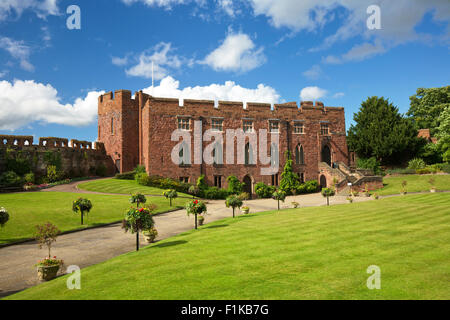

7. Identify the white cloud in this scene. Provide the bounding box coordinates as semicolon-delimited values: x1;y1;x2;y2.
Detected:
323;40;386;64
202;31;266;72
300;86;327;101
143;76;280;104
302;64;322;80
333;92;345;98
124;42;187;79
0;0;59;21
111;56;129;66
121;0;204;10
0;70;8;78
0;80;103;130
217;0;235;17
0;37;34;71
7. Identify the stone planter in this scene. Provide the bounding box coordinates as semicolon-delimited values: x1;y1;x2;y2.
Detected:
37;264;61;282
241;208;250;215
198;216;205;226
430;188;436;193
143;233;156;243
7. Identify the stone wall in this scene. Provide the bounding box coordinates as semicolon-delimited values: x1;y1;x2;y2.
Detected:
0;135;115;179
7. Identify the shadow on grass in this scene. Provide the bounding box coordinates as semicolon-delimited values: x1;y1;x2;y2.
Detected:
152;240;188;248
204;224;229;229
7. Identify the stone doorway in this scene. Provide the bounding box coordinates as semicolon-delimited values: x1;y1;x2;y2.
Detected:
243;175;253;199
319;175;327;189
321;145;332;166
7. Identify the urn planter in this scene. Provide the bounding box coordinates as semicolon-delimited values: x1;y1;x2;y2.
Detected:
37;264;61;282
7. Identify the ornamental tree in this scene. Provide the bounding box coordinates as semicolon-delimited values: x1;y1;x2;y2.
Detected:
122;205;156;251
321;188;335;206
225;195;243;218
163;189;178;207
185;199;207;229
272;190;286;211
34;222;61;259
130;193;147;208
279;151;300;195
72;198;93;225
0;207;10;228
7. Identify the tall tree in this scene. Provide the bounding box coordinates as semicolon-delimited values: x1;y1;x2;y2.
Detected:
347;96;419;164
407;86;450;135
436;106;450;162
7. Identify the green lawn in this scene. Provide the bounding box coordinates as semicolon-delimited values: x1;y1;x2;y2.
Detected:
376;174;450;195
0;192;189;245
6;193;450;300
78;178;191;197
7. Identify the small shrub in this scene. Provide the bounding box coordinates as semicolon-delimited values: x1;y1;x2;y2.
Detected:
357;157;382;175
407;158;426;170
386;168;416;175
416;168;431;174
255;182;276;198
0;207;10;228
135;172;150;185
163;189;178;206
134;165;146;175
130;193;147;207
227;175;244;195
0;171;23;187
197;175;208;192
24;172;35;184
203;187;229;200
115;171;135;180
272;190;286;210
442;163;450;174
238;192;250;201
321;188;335;206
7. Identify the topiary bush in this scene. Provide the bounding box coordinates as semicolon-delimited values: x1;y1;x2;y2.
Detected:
227;175;244;195
0;207;10;228
0;171;23;187
225;195;243;218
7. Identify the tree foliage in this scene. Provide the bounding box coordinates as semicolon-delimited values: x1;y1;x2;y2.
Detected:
347;96;419;164
407;86;450;136
279;151;300;195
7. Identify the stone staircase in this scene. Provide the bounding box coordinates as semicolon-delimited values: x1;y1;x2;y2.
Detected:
319;162;383;195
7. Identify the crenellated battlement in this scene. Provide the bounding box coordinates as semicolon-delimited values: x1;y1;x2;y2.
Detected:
98;90;343;113
0;135;105;152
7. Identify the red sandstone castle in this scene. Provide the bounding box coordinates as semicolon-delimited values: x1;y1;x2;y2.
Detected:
97;89;380;195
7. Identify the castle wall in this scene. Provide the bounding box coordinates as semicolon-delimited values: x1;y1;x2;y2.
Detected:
0;135;114;179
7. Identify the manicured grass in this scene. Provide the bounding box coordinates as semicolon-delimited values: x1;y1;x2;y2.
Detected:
7;193;450;300
78;178;191;197
0;192;189;245
376;174;450;195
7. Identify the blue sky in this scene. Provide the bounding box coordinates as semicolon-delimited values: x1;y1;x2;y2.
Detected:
0;0;449;142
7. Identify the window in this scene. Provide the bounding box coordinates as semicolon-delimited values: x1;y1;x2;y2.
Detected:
179;141;190;165
179;177;189;183
271;174;279;186
320;123;329;135
295;144;305;165
245;142;250;165
294;122;304;134
111;118;114;135
214;176;222;188
243;120;254;133
178;118;190;131
211;119;223;131
269;121;279;133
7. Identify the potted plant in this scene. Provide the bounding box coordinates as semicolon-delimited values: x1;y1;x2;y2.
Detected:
291;202;300;208
321;188;335;206
186;199;207;229
272;190;286;211
346;196;353;203
130;193;146;207
34;222;63;281
198;214;205;226
372;193;379;200
0;207;9;228
225;195;243;217
351;191;359;197
428;178;436;193
122;204;157;251
163;189;178;207
72;198;93;225
142;227;158;243
400;180;407;195
241;206;250;214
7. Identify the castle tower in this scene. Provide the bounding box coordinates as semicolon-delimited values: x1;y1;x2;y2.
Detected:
98;90;140;173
